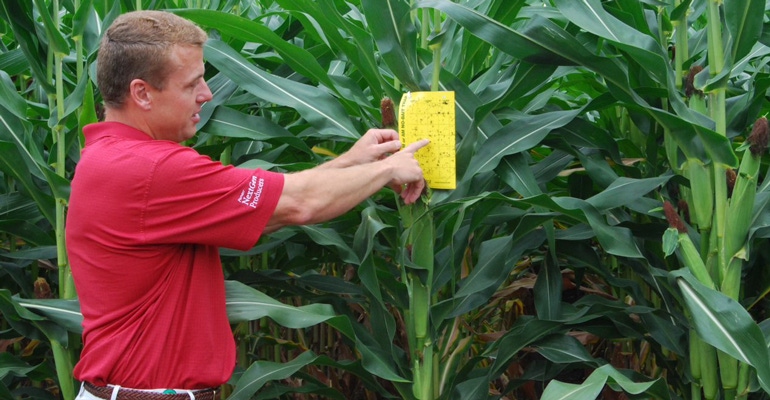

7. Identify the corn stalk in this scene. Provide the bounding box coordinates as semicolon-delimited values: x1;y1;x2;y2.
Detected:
29;0;78;397
383;92;437;399
378;7;445;398
401;199;435;400
670;0;765;398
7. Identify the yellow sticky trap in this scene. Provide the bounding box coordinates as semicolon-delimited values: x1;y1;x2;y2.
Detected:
398;91;456;190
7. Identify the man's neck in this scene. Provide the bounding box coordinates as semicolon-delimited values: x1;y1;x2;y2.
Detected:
103;108;155;140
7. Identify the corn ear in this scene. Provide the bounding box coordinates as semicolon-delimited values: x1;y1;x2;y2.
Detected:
663;201;716;289
412;357;423;399
721;256;743;300
411;275;430;347
724;117;767;259
690;330;701;380
682;158;713;230
686;66;708;115
406;205;434;400
664;130;681;174
718;349;738;397
406;201;433;347
737;362;751;399
704;227;720;285
412;338;434;399
720;117;767;301
700;339;719;400
679;232;716;289
725;165;759;256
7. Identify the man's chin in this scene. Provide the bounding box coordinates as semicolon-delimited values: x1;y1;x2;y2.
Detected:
179;130;197;143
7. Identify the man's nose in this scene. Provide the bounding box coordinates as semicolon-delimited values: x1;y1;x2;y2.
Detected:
198;82;213;103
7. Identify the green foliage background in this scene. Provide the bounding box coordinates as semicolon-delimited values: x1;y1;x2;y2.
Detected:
2;0;770;399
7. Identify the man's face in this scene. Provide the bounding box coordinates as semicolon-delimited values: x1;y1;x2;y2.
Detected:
145;45;212;143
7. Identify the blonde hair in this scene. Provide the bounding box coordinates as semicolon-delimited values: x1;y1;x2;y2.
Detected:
97;10;208;108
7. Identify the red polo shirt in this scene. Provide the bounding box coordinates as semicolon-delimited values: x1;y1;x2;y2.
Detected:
66;122;284;389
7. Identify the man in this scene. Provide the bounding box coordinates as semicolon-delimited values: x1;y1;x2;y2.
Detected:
66;10;428;400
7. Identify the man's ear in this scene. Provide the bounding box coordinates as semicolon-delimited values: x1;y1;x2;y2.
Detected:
129;79;152;110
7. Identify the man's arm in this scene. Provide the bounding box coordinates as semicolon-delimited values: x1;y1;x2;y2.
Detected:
264;139;429;233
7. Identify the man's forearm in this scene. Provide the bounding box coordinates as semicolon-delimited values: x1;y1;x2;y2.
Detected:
290;162;394;222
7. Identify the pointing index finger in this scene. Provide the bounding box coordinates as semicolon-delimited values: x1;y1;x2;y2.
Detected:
402;139;430;153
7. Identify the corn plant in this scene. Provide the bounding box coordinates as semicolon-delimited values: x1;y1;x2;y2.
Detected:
0;0;99;398
4;1;770;400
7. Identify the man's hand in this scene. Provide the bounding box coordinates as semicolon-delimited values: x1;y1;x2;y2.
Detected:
333;129;403;167
384;139;430;204
266;138;430;232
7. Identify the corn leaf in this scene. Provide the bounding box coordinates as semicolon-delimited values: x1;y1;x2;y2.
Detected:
0;353;38;380
352;206;391;264
0;290;69;345
225;280;343;328
31;0;70;55
535;334;600;365
674;269;770;393
487;317;564;377
586;176;671;211
725;0;765;63
418;0;737;167
0;71;26;120
551;0;669;84
14;297;83;334
275;0;388;101
174;9;337;91
554;197;644;258
434;234;522;319
465;109;582;178
541;370;606;400
229;351;320;400
355;342;409;384
542;364;671;400
200;106;313;153
0;0;53;93
360;0;422;91
0;142;55;224
298;226;360;265
0;221;51;246
535;252;563;321
204;39;360;139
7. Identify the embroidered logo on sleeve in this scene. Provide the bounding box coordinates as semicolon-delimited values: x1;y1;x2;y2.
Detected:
238;176;265;209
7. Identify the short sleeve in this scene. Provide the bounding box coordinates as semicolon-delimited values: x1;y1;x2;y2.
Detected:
141;146;284;250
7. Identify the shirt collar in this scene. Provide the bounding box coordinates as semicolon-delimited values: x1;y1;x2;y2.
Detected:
83;121;154;145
